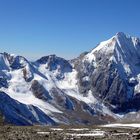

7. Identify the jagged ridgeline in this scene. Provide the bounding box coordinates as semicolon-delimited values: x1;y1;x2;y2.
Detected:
0;32;140;125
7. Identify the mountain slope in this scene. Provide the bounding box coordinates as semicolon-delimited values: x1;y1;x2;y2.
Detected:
0;32;140;125
0;92;56;125
74;32;140;113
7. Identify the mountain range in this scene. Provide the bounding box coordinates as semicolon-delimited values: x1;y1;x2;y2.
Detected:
0;32;140;125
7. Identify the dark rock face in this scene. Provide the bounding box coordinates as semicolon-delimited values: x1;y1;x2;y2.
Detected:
0;77;8;88
3;52;14;65
30;80;52;101
74;53;94;95
82;103;95;115
49;87;75;110
112;94;140;113
90;61;128;105
22;67;34;82
10;56;28;70
74;55;132;112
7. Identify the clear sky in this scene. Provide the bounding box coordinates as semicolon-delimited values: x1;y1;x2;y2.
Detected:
0;0;140;60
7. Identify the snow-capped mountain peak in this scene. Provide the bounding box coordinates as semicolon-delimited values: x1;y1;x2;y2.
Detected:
84;32;140;63
1;32;140;125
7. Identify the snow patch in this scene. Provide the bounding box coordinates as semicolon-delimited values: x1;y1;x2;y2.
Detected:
66;130;105;137
103;123;140;128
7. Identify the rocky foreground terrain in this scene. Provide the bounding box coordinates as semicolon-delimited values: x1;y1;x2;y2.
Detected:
0;125;140;140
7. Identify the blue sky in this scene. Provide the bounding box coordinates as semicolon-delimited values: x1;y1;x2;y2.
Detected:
0;0;140;60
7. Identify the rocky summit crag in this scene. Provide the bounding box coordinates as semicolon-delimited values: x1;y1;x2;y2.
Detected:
0;32;140;125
